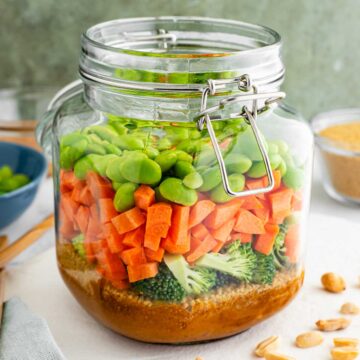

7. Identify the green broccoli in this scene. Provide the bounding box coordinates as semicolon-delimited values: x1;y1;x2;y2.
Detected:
272;222;289;269
132;262;186;302
196;241;256;283
72;234;86;258
215;272;240;288
252;252;276;285
164;254;217;295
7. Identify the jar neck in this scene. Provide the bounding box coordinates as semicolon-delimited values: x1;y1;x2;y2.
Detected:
80;17;284;120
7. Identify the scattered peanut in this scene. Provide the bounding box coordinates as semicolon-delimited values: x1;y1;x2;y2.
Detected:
295;331;324;348
254;336;280;357
340;302;360;315
334;338;360;348
316;318;351;331
264;351;295;360
331;346;359;360
195;357;203;360
321;272;346;293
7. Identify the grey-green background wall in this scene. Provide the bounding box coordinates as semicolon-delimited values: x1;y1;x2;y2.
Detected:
1;0;359;118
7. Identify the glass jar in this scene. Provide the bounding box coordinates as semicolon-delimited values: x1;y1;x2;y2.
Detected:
37;17;313;343
312;109;360;205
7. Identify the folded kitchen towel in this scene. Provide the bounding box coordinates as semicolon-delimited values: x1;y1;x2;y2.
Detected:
0;297;65;360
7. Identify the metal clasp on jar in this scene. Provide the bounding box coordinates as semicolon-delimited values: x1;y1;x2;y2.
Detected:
195;74;286;198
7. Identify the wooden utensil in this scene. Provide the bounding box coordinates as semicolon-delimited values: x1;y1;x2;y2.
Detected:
0;120;38;132
0;235;8;325
0;214;55;269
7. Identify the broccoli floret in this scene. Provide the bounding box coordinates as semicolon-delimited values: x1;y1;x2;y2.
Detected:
252;252;276;285
72;234;86;258
196;241;256;283
132;262;186;302
272;222;289;269
215;272;240;288
164;254;217;295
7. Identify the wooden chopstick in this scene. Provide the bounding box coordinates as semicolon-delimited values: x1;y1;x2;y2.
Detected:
0;235;8;326
0;236;7;249
0;214;55;269
0;120;38;132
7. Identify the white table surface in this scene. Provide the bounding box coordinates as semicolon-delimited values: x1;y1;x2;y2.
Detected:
3;156;360;360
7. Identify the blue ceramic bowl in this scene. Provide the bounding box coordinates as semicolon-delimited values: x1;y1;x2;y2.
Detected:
0;142;47;229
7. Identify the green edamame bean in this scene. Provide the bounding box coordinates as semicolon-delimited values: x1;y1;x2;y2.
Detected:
121;157;162;185
195;165;207;173
166;127;189;142
112;181;123;191
88;125;144;150
174;150;193;163
74;156;94;180
0;174;30;192
159;178;198;206
246;154;283;178
232;126;268;161
87;133;103;144
60;147;72;170
174;160;195;179
122;150;148;161
268;142;279;154
270;154;282;169
143;147;159;159
211;121;226;131
113;183;139;212
198;166;222;192
157;138;173;151
246;162;265;178
106;158;126;183
12;174;30;187
189;129;201;140
108;122;128;135
103;143;122;156
273;140;289;155
283;166;304;190
278;159;287;176
282;152;295;167
0;165;12;180
60;139;88;170
210;173;245;203
60;132;87;148
114;135;144;150
194;148;216;167
90;154;118;178
176;139;201;154
222;118;246;135
87;125;119;143
85;143;107;155
225;153;252;174
183;172;203;189
155;151;178;172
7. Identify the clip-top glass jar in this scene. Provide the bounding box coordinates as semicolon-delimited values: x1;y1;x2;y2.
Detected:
37;17;313;343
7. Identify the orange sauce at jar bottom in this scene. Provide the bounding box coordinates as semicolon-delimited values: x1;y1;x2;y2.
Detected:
58;244;304;344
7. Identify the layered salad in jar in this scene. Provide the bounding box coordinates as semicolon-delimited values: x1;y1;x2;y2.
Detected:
57;115;306;343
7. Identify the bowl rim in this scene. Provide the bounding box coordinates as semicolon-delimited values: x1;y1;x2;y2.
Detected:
0;141;48;200
311;107;360;156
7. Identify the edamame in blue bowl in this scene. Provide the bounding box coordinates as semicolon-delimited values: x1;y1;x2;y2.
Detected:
0;141;47;229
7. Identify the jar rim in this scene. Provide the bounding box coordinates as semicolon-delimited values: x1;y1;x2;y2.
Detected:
80;16;284;92
83;16;281;58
